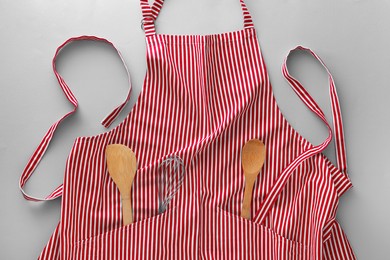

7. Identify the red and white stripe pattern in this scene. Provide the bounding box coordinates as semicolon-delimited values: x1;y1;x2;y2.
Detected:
23;0;356;259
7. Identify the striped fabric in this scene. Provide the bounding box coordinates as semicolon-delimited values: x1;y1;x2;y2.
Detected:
21;0;356;259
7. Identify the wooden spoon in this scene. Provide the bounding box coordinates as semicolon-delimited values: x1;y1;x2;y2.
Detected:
241;139;266;220
105;144;137;226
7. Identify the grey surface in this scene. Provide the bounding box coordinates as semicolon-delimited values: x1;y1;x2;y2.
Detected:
1;0;389;259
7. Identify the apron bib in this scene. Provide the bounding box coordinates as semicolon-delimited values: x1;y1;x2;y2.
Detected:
21;1;356;259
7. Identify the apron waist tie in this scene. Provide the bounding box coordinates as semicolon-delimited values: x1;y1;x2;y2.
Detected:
253;46;349;224
19;36;132;201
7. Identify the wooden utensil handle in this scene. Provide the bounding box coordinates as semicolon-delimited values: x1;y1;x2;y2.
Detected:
241;177;256;220
122;197;133;225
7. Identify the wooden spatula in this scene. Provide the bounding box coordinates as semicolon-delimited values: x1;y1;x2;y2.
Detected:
105;144;137;226
241;139;266;220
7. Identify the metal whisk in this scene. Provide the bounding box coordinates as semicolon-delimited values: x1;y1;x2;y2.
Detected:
157;156;185;214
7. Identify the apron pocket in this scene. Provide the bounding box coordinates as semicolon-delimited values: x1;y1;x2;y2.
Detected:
72;207;178;259
201;206;307;260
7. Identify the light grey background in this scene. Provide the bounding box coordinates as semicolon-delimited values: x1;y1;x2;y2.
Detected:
1;0;389;259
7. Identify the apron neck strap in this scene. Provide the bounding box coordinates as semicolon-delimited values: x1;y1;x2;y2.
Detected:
240;0;255;29
140;0;255;37
253;46;349;225
19;36;132;201
140;0;165;37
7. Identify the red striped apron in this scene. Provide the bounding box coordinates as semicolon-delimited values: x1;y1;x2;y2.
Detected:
20;1;356;259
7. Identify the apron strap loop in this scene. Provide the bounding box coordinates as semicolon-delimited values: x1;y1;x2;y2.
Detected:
253;46;349;224
19;36;132;201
